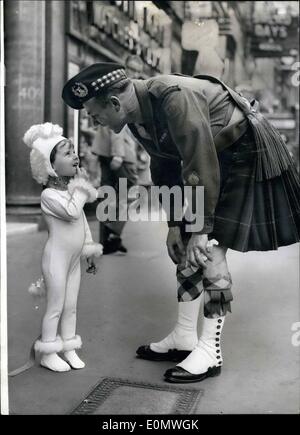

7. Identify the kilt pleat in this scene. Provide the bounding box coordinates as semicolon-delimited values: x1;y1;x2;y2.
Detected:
211;128;300;252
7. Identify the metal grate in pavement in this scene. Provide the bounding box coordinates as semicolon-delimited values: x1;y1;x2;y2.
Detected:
71;377;203;415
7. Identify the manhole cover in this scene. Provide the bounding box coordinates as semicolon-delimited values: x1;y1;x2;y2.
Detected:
71;377;203;415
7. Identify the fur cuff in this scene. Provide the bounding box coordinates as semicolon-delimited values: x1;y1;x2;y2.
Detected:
62;335;82;351
68;178;98;203
81;242;103;259
34;336;63;354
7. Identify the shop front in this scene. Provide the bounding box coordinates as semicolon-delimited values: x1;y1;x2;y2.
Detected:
65;0;172;186
5;0;172;218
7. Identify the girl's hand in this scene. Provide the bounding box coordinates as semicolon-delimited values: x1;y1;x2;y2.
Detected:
186;234;213;269
86;256;97;274
76;167;89;181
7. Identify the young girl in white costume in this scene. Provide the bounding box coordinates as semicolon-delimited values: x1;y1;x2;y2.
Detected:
23;122;103;372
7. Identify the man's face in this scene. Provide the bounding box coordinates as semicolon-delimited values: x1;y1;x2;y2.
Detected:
83;97;126;134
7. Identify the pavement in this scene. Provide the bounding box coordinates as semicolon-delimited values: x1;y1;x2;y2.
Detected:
6;216;300;415
6;222;38;237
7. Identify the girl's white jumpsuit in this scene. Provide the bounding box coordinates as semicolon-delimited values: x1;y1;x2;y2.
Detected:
40;185;100;343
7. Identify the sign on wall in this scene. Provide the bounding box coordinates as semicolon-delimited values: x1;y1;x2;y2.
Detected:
68;0;172;73
251;16;299;58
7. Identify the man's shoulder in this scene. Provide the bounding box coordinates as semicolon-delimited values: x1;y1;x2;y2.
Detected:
146;74;183;95
145;74;213;103
144;75;210;118
143;75;186;112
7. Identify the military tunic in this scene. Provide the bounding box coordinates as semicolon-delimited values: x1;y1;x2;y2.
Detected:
128;74;300;252
128;74;248;234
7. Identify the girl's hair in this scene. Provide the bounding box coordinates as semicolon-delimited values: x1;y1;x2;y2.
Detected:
50;143;59;166
49;139;69;166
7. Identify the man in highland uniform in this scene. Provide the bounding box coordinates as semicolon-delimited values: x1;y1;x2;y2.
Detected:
62;62;300;383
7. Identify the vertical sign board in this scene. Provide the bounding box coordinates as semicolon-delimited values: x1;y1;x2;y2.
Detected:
251;17;299;58
5;1;45;205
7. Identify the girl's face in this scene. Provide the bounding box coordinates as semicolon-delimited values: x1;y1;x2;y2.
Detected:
52;140;79;177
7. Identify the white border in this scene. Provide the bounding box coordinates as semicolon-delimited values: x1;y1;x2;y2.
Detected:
0;0;9;416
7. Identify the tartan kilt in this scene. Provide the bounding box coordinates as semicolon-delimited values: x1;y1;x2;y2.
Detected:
210;126;300;252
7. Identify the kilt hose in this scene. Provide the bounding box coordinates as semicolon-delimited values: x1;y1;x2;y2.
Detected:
175;125;299;312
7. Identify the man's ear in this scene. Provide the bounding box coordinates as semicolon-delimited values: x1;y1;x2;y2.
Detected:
110;96;121;112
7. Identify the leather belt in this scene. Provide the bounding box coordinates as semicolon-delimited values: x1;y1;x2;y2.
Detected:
214;106;248;153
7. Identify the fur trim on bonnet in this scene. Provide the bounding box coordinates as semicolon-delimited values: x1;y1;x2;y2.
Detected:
23;123;67;184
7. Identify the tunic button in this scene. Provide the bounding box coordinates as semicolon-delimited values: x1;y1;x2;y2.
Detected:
216;332;220;335
218;319;222;323
216;343;220;347
216;349;220;353
216;356;221;359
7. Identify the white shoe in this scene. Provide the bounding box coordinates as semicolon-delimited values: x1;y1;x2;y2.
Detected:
63;351;85;369
34;336;70;372
40;353;71;372
62;335;85;369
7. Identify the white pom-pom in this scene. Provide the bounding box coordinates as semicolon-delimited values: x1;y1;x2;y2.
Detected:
30;149;49;185
28;277;46;297
23;123;63;148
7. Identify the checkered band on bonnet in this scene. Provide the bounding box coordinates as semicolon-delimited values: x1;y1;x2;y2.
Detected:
90;69;127;92
62;63;127;109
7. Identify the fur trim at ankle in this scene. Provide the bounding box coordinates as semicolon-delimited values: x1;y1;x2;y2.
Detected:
34;336;63;354
62;335;82;351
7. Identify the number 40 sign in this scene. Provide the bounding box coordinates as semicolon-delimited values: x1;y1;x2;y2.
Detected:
18;86;41;100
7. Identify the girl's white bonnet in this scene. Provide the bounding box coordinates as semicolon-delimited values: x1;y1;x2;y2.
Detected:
23;122;67;184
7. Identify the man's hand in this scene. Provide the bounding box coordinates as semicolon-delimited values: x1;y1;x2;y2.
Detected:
110;156;123;171
186;234;213;269
166;227;185;264
86;255;98;274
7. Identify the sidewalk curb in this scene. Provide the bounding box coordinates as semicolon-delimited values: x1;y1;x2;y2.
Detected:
6;223;39;237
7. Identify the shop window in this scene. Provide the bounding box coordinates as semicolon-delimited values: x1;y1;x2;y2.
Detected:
67;61;100;187
79;111;101;187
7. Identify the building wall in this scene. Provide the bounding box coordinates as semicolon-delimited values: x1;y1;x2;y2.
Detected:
5;0;46;212
44;1;66;125
5;0;175;215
